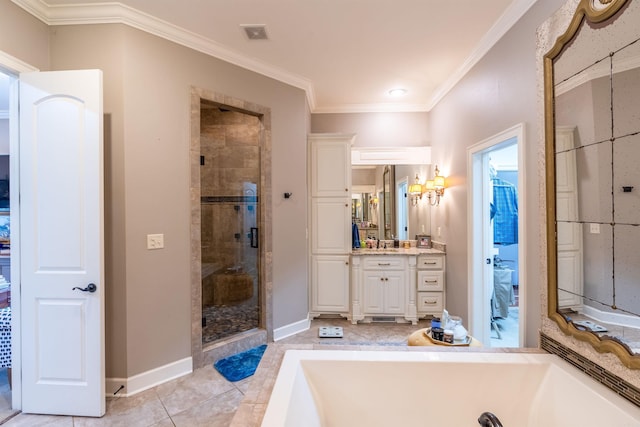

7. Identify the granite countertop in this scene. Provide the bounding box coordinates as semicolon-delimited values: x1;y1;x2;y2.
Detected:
351;247;445;256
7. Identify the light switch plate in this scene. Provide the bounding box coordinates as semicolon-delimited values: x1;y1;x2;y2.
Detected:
589;223;600;234
147;234;164;249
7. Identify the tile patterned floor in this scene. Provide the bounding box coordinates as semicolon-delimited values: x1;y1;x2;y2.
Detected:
0;317;533;426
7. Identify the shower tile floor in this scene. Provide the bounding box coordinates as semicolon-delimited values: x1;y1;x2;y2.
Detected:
202;299;259;344
1;317;536;426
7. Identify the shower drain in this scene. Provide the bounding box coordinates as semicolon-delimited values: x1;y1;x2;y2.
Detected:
319;327;343;338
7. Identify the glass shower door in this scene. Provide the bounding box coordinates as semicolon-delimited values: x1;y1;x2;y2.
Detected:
200;105;261;345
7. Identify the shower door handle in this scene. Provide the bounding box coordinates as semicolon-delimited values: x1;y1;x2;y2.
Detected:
250;227;259;248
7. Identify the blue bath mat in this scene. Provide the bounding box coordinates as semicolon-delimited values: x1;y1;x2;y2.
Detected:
214;344;267;382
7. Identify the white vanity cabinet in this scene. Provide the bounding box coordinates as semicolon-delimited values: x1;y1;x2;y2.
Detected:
308;133;355;318
362;257;405;315
416;254;446;316
311;198;351;254
310;255;351;312
351;254;418;324
309;134;352;198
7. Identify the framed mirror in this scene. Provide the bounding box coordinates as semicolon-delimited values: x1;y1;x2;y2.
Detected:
545;0;640;368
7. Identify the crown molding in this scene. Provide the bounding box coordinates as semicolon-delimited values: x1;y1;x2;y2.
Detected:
11;0;317;110
426;0;539;111
12;0;536;114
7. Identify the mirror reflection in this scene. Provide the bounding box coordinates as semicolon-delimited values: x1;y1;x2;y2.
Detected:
352;163;430;242
550;0;640;357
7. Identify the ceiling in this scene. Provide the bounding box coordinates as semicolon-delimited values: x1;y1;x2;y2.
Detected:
8;0;537;113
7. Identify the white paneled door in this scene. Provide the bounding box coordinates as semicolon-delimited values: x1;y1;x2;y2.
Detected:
19;70;104;416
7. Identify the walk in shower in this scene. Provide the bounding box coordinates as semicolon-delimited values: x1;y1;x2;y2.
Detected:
199;101;261;345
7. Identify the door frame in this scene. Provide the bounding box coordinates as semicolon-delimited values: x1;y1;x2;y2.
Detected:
0;50;38;411
396;177;408;240
190;87;273;369
467;123;526;347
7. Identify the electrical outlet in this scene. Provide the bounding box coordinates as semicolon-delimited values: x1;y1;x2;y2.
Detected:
589;223;600;234
147;233;164;249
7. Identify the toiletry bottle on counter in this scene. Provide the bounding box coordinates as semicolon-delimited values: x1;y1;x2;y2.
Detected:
443;329;454;344
431;316;441;329
431;327;444;341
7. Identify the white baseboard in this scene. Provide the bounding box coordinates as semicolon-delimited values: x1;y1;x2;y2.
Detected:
105;356;193;398
582;305;640;329
273;317;310;341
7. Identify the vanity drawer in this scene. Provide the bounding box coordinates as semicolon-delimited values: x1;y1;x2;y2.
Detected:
417;255;443;270
417;271;444;291
363;257;404;270
417;292;443;313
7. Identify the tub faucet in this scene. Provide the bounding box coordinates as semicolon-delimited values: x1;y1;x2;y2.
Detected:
478;412;503;427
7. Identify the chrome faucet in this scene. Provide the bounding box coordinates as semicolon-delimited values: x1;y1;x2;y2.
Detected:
478;412;503;427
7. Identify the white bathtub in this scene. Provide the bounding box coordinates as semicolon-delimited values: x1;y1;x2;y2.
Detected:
261;350;640;427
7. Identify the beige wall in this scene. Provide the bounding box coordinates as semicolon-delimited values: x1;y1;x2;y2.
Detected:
46;23;308;377
7;0;636;387
312;0;566;349
0;2;49;71
312;112;429;148
428;0;566;347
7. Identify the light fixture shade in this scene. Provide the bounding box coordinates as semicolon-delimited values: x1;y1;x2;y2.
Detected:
408;183;423;195
425;180;435;191
434;175;445;189
408;173;423;196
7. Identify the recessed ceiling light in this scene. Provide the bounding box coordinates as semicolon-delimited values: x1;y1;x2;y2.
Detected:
388;88;407;97
241;25;268;40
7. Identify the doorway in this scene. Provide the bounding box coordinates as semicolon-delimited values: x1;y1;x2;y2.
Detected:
200;104;260;344
190;88;272;369
396;178;408;240
0;70;14;420
467;124;526;348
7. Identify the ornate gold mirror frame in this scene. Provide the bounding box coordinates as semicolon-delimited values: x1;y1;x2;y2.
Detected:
545;0;640;369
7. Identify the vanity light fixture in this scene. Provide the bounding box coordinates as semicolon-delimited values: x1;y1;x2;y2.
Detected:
369;195;379;209
424;165;446;206
408;174;424;206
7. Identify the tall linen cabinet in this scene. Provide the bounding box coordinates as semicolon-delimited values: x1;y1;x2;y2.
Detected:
308;134;355;319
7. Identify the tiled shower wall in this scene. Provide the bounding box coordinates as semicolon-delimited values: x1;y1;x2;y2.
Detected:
200;106;260;270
